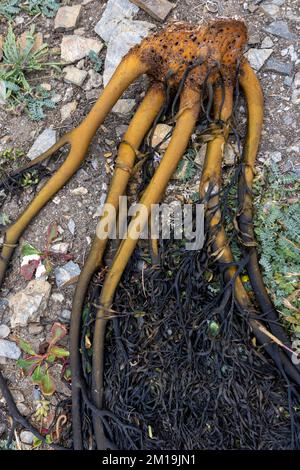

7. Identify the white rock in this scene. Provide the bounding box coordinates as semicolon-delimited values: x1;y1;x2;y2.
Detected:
292;89;300;105
94;0;139;43
245;48;273;71
28;324;44;335
61;35;103;63
71;186;88;196
9;280;51;328
20;431;34;445
60;101;77;122
0;80;6;105
51;242;69;254
260;4;280;17
60;309;71;322
270;151;282;163
94;0;154;85
55;5;82;31
68;219;76;235
54;261;81;288
51;292;65;303
113;99;136;115
27;128;57;161
224;144;238;166
64;66;87;86
102;21;154;85
261;36;274;48
294;72;300;89
0;324;10;339
0;339;21;360
83;69;103;91
151;124;172;150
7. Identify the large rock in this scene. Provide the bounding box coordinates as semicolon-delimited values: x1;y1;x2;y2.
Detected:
60;101;77;122
9;280;51;328
94;0;154;85
61;35;103;63
0;339;21;360
64;65;87;86
54;261;81;288
113;98;136;115
244;48;273;71
94;0;139;43
263;21;296;41
265;58;293;75
27;128;57;161
54;5;82;31
130;0;174;21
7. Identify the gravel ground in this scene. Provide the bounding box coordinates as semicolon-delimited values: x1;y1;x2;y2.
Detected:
0;0;299;449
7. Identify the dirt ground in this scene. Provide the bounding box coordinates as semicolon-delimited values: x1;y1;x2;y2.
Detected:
0;0;299;448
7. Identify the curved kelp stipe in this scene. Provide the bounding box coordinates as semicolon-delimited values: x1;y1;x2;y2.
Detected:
237;62;300;372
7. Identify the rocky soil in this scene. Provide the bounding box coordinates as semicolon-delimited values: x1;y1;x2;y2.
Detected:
0;0;299;449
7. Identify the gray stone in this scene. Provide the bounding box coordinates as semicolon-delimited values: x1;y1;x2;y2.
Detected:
83;69;103;91
94;0;139;43
265;58;293;75
263;21;296;41
271;0;285;5
27;128;57;161
116;125;128;138
8;280;51;328
64;66;87;86
0;339;21;360
260;4;280;17
113;99;136;115
68;219;76;235
245;48;273;71
261;36;274;48
54;5;82;31
248;33;260;45
293;71;300;89
60;309;71;322
292;89;300;105
17;403;30;416
0;80;6;105
284;76;293;87
151;124;172;150
94;0;154;85
103;20;154;85
0;422;5;436
54;261;81;288
51;242;69;255
61;35;103;63
28;324;44;335
0;324;10;339
130;0;174;21
60;101;77;122
270;151;282;163
20;431;34;445
0;299;8;311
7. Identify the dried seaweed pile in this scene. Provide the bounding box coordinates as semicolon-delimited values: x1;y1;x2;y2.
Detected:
79;229;299;450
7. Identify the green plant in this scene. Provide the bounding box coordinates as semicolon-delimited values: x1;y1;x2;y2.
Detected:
0;25;58;119
0;0;59;19
23;0;60;18
21;169;39;187
88;50;103;73
16;323;70;395
254;164;300;335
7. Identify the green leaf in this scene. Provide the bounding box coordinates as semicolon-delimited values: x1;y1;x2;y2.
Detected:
18;339;36;355
40;370;56;396
49;322;67;346
50;346;69;358
17;357;40;373
32;364;44;384
21;243;41;256
32;437;42;449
